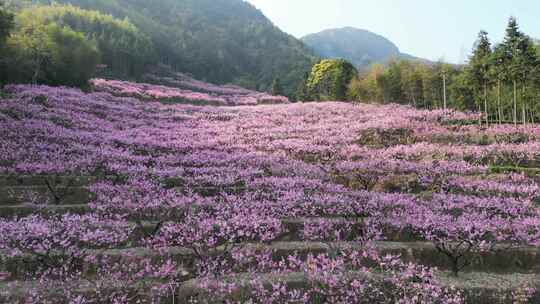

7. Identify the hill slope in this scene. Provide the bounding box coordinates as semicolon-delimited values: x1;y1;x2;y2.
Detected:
90;66;290;106
12;0;316;95
302;27;424;69
2;84;539;303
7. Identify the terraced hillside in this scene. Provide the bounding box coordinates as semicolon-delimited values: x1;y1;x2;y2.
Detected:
91;67;290;106
1;84;540;303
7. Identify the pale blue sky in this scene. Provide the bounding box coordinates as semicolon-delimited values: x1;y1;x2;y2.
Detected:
246;0;540;64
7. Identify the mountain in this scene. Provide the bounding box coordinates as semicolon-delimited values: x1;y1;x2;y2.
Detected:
302;27;425;69
11;0;316;96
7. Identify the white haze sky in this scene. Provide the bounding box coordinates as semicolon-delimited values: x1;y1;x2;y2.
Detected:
246;0;540;64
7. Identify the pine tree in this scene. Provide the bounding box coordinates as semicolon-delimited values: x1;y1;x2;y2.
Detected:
468;30;492;124
498;17;539;125
500;17;524;124
517;37;538;125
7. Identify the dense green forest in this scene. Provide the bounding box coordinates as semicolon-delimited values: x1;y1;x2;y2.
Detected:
348;17;540;124
2;0;316;96
0;3;155;86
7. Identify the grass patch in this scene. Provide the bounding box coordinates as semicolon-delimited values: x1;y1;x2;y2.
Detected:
489;165;540;177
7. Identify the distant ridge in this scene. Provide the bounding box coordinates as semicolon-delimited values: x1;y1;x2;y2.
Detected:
302;27;427;69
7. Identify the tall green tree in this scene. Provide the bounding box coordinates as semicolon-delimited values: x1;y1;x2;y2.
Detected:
0;2;13;46
380;60;404;104
399;60;423;107
490;44;508;123
305;59;357;101
7;16;54;84
468;30;492;123
295;72;310;101
15;4;156;78
448;67;475;111
499;17;531;124
347;63;385;103
0;2;14;85
521;40;540;124
6;11;99;86
2;4;160;86
46;25;100;86
422;62;445;109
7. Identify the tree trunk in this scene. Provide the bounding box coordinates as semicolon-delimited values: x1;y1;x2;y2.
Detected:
477;103;482;126
531;97;536;124
484;83;488;125
522;85;526;125
32;54;42;85
523;103;527;125
513;80;517;125
443;73;447;110
451;256;460;277
497;80;502;124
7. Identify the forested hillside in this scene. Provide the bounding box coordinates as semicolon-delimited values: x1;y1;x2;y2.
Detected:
5;0;316;95
302;27;424;69
0;4;155;86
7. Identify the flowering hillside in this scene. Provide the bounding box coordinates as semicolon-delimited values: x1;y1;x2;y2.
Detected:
0;85;539;303
90;72;290;106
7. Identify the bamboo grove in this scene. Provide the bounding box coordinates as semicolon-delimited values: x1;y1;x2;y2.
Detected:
348;17;540;125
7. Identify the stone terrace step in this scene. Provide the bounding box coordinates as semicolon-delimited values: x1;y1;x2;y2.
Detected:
0;175;96;187
2;241;539;280
0;186;92;205
176;271;540;304
0;215;510;247
270;241;540;275
136;218;428;243
0;204;91;218
280;217;422;242
2;271;538;304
